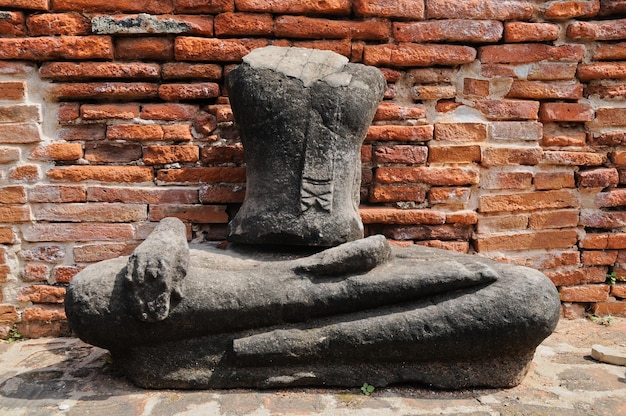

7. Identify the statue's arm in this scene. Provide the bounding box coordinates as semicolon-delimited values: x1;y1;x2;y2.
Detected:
125;217;189;322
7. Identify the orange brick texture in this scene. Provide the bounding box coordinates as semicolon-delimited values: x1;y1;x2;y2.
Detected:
1;0;626;338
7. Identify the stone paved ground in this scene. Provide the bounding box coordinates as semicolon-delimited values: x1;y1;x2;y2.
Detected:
0;317;624;415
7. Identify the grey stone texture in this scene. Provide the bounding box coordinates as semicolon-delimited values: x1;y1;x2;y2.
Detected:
226;46;386;246
65;221;560;389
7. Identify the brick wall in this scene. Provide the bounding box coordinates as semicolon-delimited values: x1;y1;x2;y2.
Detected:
1;0;626;338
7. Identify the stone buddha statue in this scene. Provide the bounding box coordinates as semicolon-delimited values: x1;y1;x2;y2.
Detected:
65;46;560;390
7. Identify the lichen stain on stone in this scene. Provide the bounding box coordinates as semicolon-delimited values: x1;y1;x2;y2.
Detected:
92;14;192;35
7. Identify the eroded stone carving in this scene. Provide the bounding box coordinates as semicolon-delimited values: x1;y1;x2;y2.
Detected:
64;46;561;390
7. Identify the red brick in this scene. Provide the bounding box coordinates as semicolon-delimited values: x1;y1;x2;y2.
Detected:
19;285;65;304
547;268;606;286
0;82;26;101
0;147;20;164
360;207;445;225
27;12;90;35
582;250;618;266
214;13;274;37
528;62;578;81
0;305;18;324
586;84;626;100
475;230;578;252
30;143;83;161
22;305;66;322
0;12;25;37
200;145;244;165
614;151;626;166
0;205;29;223
479;189;577;213
81;103;140;120
148;204;228;223
208;104;234;122
40;62;161;81
291;39;352;57
535;172;576;190
33;203;147;223
236;0;350;15
0;36;113;60
140;103;198;121
593;42;626;60
417;241;470;253
19;246;65;262
409;68;456;84
23;264;50;283
143;145;199;165
434;123;487;142
542;126;587;147
29;185;86;203
374;103;426;122
364;44;476;67
87;186;197;204
482;147;543;167
479;44;585;64
504;22;560;43
175;37;267;62
58;103;80;123
597;189;626;207
73;243;135;263
22;223;134;242
578;62;626;82
577;168;619;188
49;82;159;101
379;224;473;241
480;64;518;78
0;265;9;283
276;15;390;41
427;0;533;19
446;211;478;225
0;105;40;123
0;0;48;10
529;209;579;229
162;63;222;80
592;300;626;316
107;124;163;141
476;215;528;234
543;151;606;166
545;0;600;20
157;167;246;184
435;100;463;113
474;99;539;120
163;125;194;141
540;102;594;122
159;83;220;101
84;142;142;163
369;185;427;203
567;18;626;40
394;20;502;43
560;285;610;302
463;79;490;97
412;85;456;101
9;165;40;182
581;233;609;249
375;166;479;185
580;211;626;229
199;184;245;203
428;145;481;164
175;0;233;13
373;145;428;165
53;0;174;13
506;80;583;100
366;125;433;142
490;121;543;141
47;166;153;183
611;284;626;298
0;186;26;204
429;187;472;206
115;37;173;61
0;227;15;244
354;0;424;18
482;171;533;190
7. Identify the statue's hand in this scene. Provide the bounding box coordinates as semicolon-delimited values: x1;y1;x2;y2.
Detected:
124;217;189;322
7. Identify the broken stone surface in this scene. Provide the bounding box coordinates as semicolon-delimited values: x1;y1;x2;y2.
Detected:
226;46;386;246
591;344;626;366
